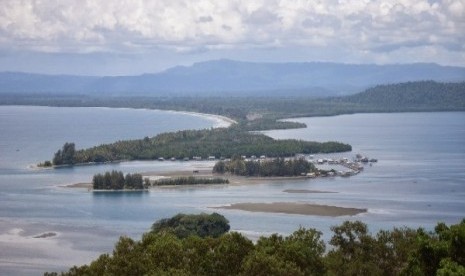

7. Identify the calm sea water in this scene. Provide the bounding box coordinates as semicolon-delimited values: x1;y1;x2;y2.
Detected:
0;106;464;275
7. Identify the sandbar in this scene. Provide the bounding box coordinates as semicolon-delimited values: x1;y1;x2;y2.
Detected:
283;189;337;194
217;202;366;217
63;183;92;188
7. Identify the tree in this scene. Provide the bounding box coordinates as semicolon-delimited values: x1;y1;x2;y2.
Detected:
52;142;76;165
254;228;326;275
151;213;230;239
92;171;146;190
208;232;254;275
213;160;226;173
403;219;465;275
240;250;304;276
326;221;381;275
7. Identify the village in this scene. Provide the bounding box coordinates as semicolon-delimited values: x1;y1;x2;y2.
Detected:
154;152;377;179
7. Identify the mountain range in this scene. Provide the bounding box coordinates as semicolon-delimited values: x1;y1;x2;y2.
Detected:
1;60;464;97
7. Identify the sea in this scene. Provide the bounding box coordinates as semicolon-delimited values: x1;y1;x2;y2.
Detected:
0;106;464;275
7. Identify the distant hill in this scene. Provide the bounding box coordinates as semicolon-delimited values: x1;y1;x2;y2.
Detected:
340;81;465;111
1;60;464;97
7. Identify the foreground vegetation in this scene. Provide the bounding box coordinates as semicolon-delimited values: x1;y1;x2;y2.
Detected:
151;213;231;238
46;214;465;276
213;157;316;177
44;128;351;166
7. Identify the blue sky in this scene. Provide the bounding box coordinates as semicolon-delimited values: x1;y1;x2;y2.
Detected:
0;0;464;75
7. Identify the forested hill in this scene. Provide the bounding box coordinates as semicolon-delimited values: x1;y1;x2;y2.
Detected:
1;60;465;97
338;81;465;111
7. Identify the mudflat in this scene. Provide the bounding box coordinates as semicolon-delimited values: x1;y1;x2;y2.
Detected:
217;202;367;217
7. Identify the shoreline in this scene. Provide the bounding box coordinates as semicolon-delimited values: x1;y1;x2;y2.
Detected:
30;105;237;170
216;202;367;217
163;109;237;128
61;167;324;190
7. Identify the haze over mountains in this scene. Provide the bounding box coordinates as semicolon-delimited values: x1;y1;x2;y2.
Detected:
1;60;464;97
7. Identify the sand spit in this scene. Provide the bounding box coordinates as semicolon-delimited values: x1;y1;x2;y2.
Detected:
217;202;367;217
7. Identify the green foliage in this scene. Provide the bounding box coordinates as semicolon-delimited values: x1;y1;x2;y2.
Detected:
92;170;146;190
48;218;465;276
240;250;304;276
39;81;463;167
326;221;381;275
153;176;229;186
51;128;351;165
254;228;326;275
151;213;230;239
52;142;75;165
437;259;465;276
38;160;52;167
403;219;465;276
214;157;316;177
341;81;465;111
241;118;307;131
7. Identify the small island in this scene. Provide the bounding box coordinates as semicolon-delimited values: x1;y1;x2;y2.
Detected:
88;170;230;191
213;156;316;177
39;128;352;167
92;170;149;190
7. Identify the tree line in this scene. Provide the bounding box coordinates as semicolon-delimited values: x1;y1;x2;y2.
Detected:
153;176;229;186
213;157;316;177
8;81;465;134
92;170;148;190
340;81;465;111
45;215;465;276
43;128;351;166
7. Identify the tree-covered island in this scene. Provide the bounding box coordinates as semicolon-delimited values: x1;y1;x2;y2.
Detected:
34;80;465;168
41;128;351;166
92;170;149;190
213;157;316;177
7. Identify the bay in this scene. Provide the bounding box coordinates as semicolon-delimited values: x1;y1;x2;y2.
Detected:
0;107;464;275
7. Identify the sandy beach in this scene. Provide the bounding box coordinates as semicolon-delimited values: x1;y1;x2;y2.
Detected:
217;202;367;217
64;168;328;189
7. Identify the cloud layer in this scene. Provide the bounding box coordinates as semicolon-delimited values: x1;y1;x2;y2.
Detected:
0;0;464;68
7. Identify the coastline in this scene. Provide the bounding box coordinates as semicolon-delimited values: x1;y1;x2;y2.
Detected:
163;109;237;128
29;105;237;170
63;168;336;192
73;106;238;128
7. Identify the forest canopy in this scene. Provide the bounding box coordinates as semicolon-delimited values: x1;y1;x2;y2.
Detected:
213;157;316;177
46;215;465;276
45;128;351;166
92;170;148;190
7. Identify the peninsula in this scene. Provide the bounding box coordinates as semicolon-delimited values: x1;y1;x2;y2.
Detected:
40;128;351;167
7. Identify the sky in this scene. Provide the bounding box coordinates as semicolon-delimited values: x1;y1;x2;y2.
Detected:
0;0;464;75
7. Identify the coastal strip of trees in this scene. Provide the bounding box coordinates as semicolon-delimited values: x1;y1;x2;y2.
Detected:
6;81;465;133
46;215;465;276
213;157;316;177
92;170;149;190
153;176;229;186
43;128;351;166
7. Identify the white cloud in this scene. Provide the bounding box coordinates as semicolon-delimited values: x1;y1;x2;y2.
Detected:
0;0;463;65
